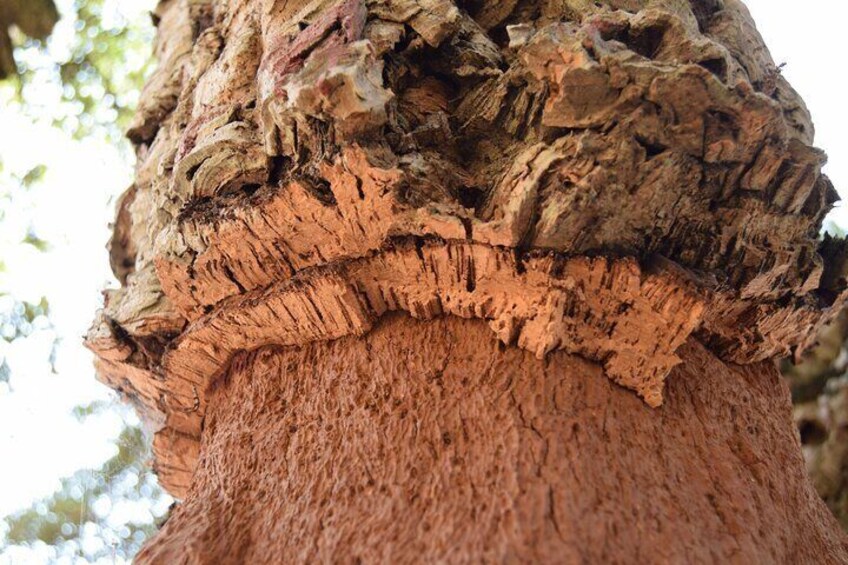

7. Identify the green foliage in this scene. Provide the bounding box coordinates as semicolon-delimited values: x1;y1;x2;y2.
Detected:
71;400;111;421
6;0;155;143
18;165;47;189
22;232;51;252
0;158;55;354
0;294;50;343
56;0;153;138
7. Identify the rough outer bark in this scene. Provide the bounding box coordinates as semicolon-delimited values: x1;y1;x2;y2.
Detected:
85;0;848;560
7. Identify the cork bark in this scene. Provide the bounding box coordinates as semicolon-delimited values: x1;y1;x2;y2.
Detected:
139;316;848;563
85;0;848;561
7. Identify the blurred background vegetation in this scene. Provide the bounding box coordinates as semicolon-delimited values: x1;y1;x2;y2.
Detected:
0;0;171;562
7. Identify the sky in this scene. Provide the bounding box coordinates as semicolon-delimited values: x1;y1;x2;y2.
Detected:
0;0;846;560
0;111;131;516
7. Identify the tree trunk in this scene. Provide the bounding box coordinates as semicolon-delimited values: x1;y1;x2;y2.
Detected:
86;0;848;561
136;315;847;563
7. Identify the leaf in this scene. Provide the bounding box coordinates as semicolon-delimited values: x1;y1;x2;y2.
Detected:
19;164;47;188
22;231;50;252
71;400;110;421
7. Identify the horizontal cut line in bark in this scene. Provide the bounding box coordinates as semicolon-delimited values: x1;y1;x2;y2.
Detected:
92;240;848;416
163;239;706;409
88;237;848;496
92;242;847;442
160;236;847;405
90;243;685;494
155;130;836;321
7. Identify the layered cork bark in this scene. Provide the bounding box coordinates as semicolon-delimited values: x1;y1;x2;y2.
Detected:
86;0;848;560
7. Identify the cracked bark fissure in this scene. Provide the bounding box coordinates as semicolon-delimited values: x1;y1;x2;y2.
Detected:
86;0;848;560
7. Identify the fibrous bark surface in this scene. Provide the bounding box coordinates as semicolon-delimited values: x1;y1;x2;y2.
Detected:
139;315;848;563
85;0;848;559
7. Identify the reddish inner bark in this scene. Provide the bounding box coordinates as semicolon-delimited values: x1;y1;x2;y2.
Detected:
138;315;847;564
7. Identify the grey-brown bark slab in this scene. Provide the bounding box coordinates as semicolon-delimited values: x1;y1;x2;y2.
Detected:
85;0;848;559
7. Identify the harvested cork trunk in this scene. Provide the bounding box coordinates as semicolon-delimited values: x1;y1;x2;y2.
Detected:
87;0;848;561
